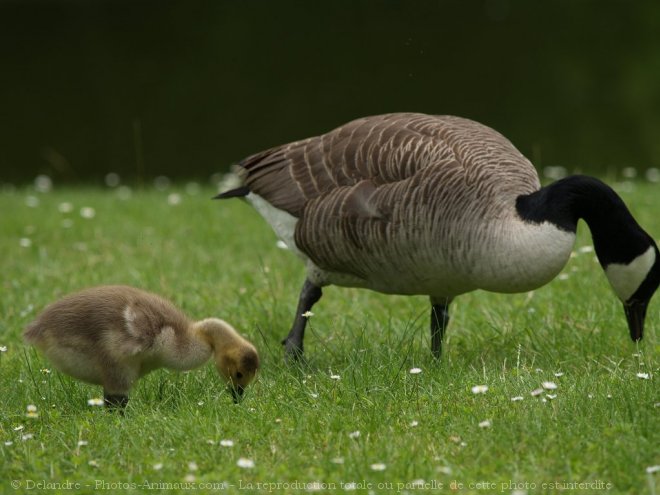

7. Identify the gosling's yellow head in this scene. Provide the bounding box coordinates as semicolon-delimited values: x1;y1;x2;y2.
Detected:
215;344;260;401
197;318;259;401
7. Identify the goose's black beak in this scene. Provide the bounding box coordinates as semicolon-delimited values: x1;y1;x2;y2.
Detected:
624;300;648;342
229;385;245;403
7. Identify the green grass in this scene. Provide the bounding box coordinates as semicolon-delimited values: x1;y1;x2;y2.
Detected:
0;180;658;495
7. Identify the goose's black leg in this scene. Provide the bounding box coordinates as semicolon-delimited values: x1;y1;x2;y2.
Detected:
282;278;323;359
430;298;451;359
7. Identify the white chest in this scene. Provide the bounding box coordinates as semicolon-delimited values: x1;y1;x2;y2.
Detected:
470;220;576;293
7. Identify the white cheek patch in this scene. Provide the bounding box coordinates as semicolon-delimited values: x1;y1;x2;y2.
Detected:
605;246;656;301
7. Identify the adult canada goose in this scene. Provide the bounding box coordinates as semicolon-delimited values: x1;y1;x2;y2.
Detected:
24;285;259;406
216;113;659;359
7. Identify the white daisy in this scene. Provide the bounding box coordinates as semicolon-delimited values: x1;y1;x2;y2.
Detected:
80;207;96;219
636;373;650;380
236;458;255;469
105;173;121;187
58;202;74;213
307;482;324;491
34;175;53;192
154;176;171;190
167;193;182;206
219;440;234;447
478;420;492;429
542;381;557;390
471;385;488;394
370;463;387;471
87;398;104;407
646;168;660;182
117;186;132;200
409;368;422;375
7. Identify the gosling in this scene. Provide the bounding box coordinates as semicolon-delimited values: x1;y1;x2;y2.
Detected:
24;285;259;407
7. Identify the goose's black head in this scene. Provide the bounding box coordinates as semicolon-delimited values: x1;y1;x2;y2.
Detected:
581;181;660;342
603;242;659;341
517;175;659;341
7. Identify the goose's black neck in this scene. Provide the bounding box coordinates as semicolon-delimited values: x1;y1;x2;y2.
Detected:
516;175;651;266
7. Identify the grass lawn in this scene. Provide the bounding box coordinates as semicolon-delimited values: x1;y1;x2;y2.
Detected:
0;179;658;494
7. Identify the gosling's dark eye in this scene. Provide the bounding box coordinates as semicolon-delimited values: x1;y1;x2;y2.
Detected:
236;372;243;380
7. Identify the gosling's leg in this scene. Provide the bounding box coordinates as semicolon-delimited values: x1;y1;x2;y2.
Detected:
282;278;323;359
103;392;129;409
430;298;451;359
102;367;134;411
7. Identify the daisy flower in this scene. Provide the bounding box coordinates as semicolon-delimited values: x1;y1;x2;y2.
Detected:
471;385;488;394
237;458;255;469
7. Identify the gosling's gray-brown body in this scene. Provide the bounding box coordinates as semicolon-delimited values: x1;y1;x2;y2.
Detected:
24;285;259;406
218;113;660;358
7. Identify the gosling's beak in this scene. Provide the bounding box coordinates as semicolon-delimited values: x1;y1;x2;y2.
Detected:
229;385;245;403
624;300;648;342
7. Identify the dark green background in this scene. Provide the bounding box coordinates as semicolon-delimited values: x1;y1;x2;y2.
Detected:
2;0;659;184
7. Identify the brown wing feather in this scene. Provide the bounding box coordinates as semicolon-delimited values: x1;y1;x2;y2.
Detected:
237;113;540;279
